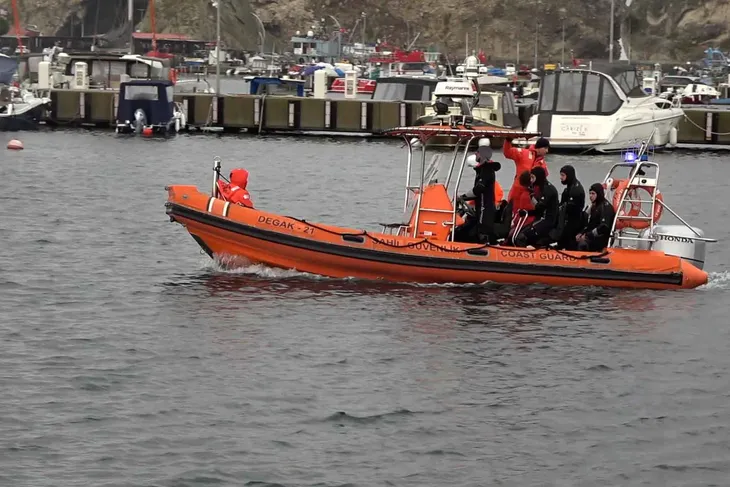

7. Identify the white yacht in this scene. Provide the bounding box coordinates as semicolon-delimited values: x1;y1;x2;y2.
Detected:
525;65;683;152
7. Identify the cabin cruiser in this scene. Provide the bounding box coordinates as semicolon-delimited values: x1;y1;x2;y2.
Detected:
525;65;683;152
0;54;51;131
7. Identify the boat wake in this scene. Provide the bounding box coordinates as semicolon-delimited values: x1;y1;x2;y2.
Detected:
204;256;317;280
203;258;730;293
703;271;730;290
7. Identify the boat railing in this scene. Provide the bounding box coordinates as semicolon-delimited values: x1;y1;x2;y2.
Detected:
605;153;717;247
381;125;541;238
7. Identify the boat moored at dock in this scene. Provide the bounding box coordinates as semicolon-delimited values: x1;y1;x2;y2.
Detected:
115;79;186;135
526;64;683;152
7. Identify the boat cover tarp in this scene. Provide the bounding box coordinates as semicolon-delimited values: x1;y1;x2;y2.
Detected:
0;54;18;85
116;80;174;125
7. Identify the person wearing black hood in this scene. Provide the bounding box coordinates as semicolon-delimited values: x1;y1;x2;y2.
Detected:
550;164;585;250
514;166;559;247
471;145;502;243
576;183;617;251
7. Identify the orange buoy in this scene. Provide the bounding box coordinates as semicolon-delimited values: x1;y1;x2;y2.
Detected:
7;139;24;150
142;127;153;137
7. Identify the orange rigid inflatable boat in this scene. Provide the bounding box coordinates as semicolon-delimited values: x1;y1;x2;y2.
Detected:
165;124;714;290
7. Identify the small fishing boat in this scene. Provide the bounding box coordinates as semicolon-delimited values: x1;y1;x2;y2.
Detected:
165;124;714;289
0;54;51;131
115;79;186;135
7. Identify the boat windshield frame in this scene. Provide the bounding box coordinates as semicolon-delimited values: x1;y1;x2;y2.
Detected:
383;123;541;239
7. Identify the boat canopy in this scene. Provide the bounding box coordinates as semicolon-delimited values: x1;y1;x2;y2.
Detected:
538;69;641;116
372;76;437;101
244;77;305;96
117;80;175;125
0;54;17;85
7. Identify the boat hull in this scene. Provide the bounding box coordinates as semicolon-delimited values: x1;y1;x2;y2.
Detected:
0;102;48;131
526;109;683;152
165;186;707;290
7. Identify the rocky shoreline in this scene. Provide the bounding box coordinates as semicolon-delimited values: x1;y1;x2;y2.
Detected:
1;0;728;61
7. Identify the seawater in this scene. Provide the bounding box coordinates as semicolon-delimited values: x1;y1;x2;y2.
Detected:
1;130;729;486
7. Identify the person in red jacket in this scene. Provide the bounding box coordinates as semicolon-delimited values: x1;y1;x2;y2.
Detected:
506;170;535;245
503;136;550;201
218;168;254;208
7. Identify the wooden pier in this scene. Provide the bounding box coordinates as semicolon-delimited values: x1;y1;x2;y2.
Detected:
47;90;730;146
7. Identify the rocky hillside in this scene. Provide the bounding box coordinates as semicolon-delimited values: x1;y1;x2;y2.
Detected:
3;0;730;61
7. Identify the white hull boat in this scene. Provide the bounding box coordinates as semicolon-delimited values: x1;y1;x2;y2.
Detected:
526;66;683;152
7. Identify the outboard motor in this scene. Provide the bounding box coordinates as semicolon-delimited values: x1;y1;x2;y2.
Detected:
649;225;707;270
133;108;147;134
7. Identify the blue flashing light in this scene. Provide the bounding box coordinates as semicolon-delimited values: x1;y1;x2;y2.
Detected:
639;154;649;162
623;152;637;163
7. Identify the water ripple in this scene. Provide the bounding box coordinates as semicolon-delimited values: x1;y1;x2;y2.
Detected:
0;131;728;486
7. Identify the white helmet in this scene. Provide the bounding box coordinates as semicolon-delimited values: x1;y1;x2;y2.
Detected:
478;137;491;147
466;154;478;168
409;137;422;148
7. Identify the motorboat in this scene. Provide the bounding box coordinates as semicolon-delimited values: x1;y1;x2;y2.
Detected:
673;83;720;104
525;64;684;152
115;80;186;135
416;78;522;146
165;124;713;289
0;54;51;131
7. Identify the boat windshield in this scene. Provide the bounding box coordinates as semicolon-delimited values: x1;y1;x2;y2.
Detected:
539;71;623;115
613;70;647;97
372;78;436;101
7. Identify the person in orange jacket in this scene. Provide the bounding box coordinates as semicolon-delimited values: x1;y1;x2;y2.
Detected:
504;136;550;201
218;168;254;208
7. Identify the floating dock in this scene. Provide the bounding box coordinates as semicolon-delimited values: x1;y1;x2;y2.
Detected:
47;89;730;146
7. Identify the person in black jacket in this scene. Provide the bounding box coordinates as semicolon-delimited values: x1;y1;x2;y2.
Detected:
550;164;586;250
514;166;559;247
576;183;616;251
471;146;502;244
455;147;501;243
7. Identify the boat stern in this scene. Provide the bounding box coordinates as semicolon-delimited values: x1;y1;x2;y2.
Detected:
680;258;708;289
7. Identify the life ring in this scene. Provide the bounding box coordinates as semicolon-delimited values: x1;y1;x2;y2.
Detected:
169;68;178;84
611;179;663;230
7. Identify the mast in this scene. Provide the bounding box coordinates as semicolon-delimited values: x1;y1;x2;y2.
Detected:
128;0;134;54
149;0;158;54
11;0;23;53
215;0;220;95
609;0;615;62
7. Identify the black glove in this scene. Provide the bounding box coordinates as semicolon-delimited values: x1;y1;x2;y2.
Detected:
518;209;528;218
